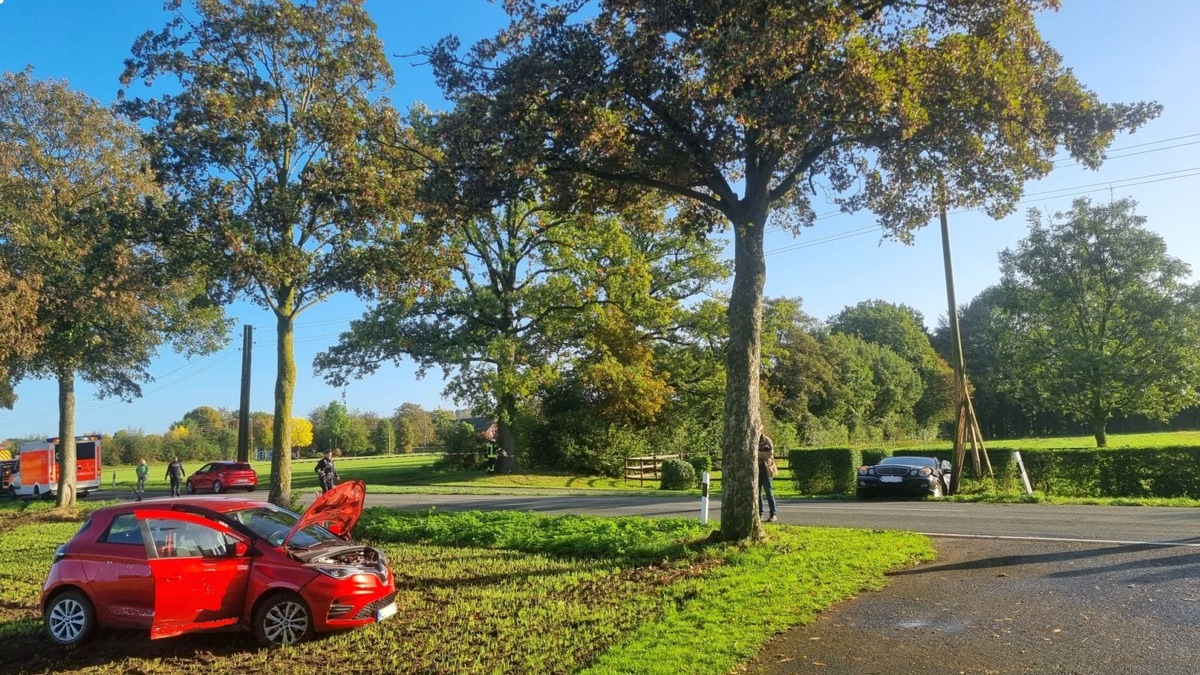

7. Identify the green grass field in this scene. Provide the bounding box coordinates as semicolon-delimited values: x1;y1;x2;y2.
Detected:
89;429;1200;506
0;501;933;674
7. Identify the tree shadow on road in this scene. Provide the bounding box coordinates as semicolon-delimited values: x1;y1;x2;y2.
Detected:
887;536;1200;582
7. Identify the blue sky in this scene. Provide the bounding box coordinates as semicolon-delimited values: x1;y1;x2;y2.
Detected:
1;0;1197;439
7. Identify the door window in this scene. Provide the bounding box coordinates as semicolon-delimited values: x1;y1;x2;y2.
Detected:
145;518;236;558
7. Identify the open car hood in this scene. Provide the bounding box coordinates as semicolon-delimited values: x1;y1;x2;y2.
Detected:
284;479;366;547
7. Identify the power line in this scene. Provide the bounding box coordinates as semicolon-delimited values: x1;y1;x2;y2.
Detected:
765;166;1200;256
1052;132;1200;166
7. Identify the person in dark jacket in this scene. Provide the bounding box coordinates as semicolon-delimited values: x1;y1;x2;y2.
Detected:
757;433;777;522
166;457;185;497
315;450;339;493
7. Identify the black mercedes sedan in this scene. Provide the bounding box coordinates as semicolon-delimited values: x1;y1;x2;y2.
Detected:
856;456;951;499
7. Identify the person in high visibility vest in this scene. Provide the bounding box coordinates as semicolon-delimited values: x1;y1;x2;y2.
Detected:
485;444;498;473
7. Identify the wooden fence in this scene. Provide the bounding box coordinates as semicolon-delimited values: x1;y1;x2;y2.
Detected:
623;454;681;486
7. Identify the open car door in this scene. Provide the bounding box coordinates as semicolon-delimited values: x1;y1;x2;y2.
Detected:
134;509;253;639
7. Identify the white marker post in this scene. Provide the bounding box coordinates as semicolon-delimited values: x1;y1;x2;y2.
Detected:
700;471;710;525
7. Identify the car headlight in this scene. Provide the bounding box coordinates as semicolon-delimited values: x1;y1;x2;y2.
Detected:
312;566;354;580
917;467;933;476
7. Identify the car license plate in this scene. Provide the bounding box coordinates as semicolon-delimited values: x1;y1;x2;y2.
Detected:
375;601;398;622
880;476;903;483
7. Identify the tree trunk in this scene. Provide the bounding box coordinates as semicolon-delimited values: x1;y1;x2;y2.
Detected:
269;304;296;507
497;391;518;473
1092;416;1108;448
55;371;77;509
718;209;768;542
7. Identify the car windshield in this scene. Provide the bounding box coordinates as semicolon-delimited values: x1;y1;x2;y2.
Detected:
879;456;936;467
224;504;341;549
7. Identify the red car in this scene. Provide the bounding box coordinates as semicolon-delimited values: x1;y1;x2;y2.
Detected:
41;480;397;647
186;460;258;494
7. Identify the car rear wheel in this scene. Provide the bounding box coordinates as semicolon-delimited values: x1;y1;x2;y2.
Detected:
45;589;96;647
212;480;223;494
254;592;313;647
185;480;196;494
246;485;256;492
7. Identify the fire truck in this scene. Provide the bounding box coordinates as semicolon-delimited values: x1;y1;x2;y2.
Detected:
11;435;103;499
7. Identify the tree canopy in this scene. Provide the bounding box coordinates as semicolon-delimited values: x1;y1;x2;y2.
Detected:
0;69;227;507
119;0;423;505
996;198;1200;447
425;0;1158;540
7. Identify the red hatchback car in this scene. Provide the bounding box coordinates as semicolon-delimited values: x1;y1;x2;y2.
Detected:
186;460;258;494
41;480;397;647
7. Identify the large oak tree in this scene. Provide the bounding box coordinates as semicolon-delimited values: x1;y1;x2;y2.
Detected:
0;70;227;508
119;0;424;505
425;0;1158;540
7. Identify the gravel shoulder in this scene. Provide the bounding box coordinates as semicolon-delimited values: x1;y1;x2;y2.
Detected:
745;536;1200;675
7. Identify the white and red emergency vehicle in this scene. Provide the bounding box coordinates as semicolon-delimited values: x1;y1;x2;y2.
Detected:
12;435;102;499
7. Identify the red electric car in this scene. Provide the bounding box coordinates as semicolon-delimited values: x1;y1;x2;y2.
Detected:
186;460;258;493
41;480;396;647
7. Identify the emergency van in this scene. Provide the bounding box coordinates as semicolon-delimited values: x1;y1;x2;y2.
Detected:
12;435;102;499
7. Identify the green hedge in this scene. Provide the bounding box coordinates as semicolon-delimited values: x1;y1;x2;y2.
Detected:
789;445;1200;498
789;448;861;495
1010;446;1200;498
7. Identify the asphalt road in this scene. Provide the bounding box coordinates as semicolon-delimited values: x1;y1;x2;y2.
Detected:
350;492;1200;547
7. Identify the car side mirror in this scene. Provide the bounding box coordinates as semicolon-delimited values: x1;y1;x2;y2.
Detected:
941;461;952;472
234;541;249;557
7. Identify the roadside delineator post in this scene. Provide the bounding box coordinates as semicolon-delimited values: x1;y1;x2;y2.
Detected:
700;471;710;525
1013;451;1034;495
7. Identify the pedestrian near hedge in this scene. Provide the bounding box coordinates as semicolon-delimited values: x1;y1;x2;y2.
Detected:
758;432;778;522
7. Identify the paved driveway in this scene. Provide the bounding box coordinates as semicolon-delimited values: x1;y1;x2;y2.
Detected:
746;536;1200;675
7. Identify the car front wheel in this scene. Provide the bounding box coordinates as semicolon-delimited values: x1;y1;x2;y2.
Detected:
45;589;96;647
930;479;944;498
212;480;223;494
254;592;313;647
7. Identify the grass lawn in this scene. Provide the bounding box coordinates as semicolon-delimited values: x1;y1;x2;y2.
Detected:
871;429;1200;451
0;500;933;674
99;453;811;499
90;429;1200;507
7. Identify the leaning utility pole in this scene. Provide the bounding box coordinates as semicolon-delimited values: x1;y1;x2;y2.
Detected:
236;325;253;462
938;187;993;494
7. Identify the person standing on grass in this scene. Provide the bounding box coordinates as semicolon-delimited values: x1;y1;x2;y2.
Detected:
134;459;149;501
166;457;185;497
315;450;339;493
758;432;778;522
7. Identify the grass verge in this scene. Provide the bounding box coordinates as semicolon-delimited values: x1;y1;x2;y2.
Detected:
0;506;931;674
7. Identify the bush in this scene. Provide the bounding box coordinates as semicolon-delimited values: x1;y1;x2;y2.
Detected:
789;448;861;495
659;458;697;491
688;454;713;476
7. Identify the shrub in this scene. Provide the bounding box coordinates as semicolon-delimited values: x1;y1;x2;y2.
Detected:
688;454;713;476
789;448;861;495
659;458;697;491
